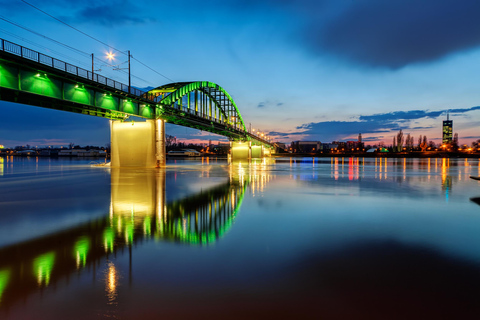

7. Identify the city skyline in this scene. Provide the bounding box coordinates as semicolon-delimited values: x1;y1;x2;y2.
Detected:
1;0;480;147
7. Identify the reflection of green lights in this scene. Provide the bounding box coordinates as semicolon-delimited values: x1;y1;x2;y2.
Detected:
144;216;151;236
104;227;115;252
74;237;90;268
155;184;246;245
33;252;55;286
125;223;134;244
0;269;10;303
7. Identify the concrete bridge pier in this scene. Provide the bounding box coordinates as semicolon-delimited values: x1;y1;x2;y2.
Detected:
110;119;166;168
230;142;273;160
155;119;166;167
251;145;264;158
230;141;251;160
263;147;272;157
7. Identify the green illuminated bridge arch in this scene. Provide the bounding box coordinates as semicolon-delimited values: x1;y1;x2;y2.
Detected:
148;82;246;133
0;38;272;146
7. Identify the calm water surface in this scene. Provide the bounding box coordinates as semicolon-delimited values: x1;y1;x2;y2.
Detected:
1;156;480;319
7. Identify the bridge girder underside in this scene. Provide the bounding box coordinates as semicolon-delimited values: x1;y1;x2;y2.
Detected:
0;86;126;120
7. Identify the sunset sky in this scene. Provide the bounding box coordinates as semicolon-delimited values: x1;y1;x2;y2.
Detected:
1;0;479;147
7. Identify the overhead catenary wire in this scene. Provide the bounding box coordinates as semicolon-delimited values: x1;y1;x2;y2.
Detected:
131;56;175;83
0;15;155;86
0;27;88;66
0;17;117;80
0;15;91;58
19;0;125;56
18;0;174;82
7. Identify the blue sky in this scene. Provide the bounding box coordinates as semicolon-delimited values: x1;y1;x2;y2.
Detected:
1;0;480;147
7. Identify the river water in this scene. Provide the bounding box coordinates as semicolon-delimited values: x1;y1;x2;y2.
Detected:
1;156;480;319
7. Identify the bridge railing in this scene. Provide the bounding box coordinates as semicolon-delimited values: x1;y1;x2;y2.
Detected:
0;38;151;99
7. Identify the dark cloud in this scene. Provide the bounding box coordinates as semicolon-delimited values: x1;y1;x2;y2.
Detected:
220;0;480;68
268;131;302;138
73;2;155;26
296;120;396;142
0;0;155;26
360;106;480;123
312;0;480;68
359;110;443;122
450;106;480;114
362;136;382;142
411;126;435;130
256;100;283;108
274;107;480;142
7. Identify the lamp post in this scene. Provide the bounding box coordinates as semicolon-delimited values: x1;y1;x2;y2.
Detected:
127;50;131;94
106;50;131;94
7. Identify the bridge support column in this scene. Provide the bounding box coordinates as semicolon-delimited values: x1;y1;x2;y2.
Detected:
155;119;166;167
111;120;165;168
263;147;272;157
251;145;264;158
230;141;251;160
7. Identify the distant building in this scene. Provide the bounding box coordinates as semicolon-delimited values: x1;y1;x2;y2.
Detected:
345;134;364;151
321;143;338;152
332;141;347;151
442;113;453;144
58;149;106;157
291;141;321;153
16;150;36;156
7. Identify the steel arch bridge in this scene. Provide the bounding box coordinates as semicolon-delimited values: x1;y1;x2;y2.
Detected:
0;38;272;147
149;81;245;130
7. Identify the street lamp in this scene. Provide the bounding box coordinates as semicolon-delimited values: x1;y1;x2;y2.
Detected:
106;52;115;61
105;50;132;94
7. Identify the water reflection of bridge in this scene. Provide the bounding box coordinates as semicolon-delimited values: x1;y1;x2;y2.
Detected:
0;168;247;311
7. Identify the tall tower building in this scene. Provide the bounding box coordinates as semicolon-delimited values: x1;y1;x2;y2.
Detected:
442;113;453;144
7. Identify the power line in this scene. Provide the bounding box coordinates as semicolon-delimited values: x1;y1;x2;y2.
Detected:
19;0;174;82
0;27;88;66
0;14;154;86
132;56;175;83
19;0;125;55
0;16;122;77
0;15;90;58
